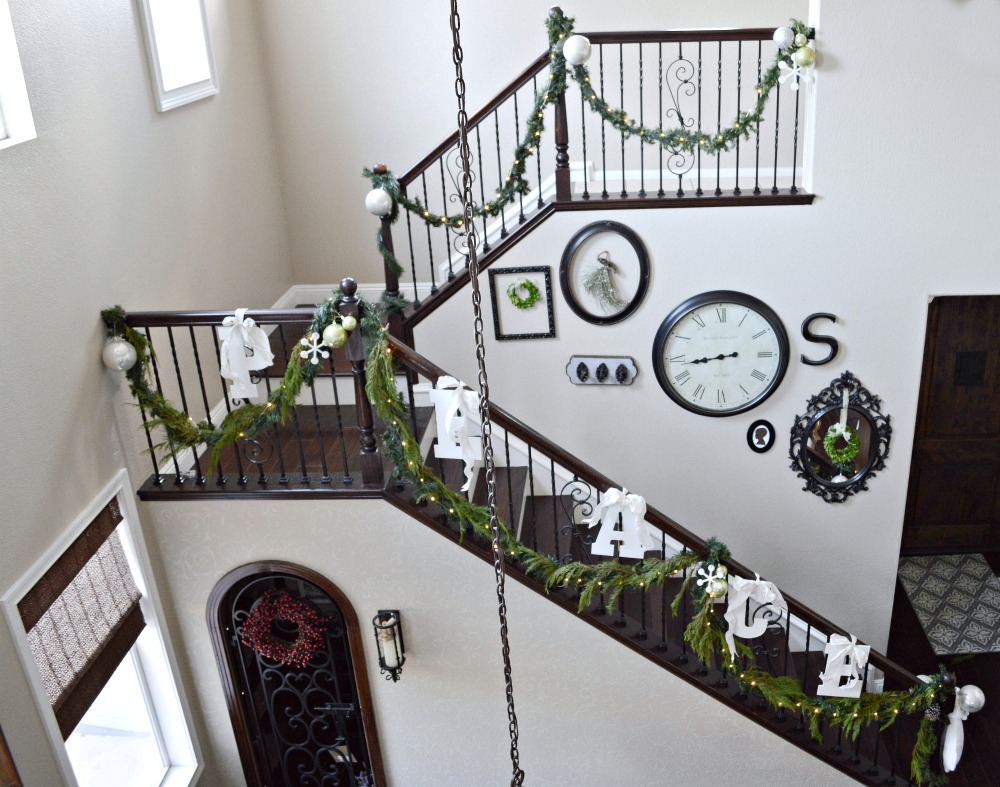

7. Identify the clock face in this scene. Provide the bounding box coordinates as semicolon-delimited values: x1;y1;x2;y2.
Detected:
652;291;789;416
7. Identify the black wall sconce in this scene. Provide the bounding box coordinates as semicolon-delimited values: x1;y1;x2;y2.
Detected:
372;610;405;682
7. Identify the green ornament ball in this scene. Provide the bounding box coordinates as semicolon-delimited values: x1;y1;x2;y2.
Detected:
794;32;808;47
340;315;358;332
322;323;348;349
793;46;816;67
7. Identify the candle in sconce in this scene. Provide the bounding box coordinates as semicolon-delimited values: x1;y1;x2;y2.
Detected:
377;617;401;668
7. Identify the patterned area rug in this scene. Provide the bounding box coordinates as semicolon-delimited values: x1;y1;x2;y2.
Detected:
898;553;1000;655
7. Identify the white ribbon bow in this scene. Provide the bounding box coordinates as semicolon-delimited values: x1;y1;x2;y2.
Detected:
436;376;482;492
584;488;656;558
723;573;787;661
820;633;869;683
219;309;274;400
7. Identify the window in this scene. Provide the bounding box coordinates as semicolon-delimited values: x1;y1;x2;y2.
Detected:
1;470;201;786
0;0;36;149
136;0;218;112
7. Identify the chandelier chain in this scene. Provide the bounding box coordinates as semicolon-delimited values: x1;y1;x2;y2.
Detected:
449;2;524;784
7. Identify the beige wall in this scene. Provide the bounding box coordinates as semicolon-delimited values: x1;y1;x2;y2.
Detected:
0;0;292;781
144;497;852;786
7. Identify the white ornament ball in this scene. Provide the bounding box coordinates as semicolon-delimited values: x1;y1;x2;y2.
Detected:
102;337;138;372
322;323;349;349
793;46;816;67
958;685;986;714
562;35;592;66
773;26;795;50
364;188;393;217
340;315;358;332
794;32;808;47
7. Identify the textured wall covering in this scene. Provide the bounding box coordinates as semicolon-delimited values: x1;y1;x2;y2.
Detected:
145;498;851;786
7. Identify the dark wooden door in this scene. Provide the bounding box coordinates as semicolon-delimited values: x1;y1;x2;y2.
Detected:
901;296;1000;554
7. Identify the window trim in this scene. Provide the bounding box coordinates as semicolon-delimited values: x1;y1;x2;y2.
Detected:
0;0;36;149
1;469;202;787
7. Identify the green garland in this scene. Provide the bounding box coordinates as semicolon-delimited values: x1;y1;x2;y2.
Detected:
364;10;815;277
823;424;861;466
506;278;541;309
100;290;402;467
364;330;951;784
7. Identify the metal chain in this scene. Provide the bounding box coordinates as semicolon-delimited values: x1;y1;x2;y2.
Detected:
449;2;524;784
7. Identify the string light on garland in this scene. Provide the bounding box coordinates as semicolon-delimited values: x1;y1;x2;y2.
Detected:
506;278;541;309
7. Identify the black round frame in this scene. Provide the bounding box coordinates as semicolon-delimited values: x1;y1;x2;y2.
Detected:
559;220;650;325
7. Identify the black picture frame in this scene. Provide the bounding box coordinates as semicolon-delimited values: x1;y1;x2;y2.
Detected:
747;419;776;453
488;266;556;341
559;221;650;325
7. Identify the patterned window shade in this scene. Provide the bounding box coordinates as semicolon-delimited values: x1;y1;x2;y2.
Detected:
17;499;145;739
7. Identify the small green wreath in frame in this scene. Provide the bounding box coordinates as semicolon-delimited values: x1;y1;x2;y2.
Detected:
823;423;861;466
507;278;541;310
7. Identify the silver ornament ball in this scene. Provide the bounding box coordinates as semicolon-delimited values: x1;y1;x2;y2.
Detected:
364;188;393;217
102;337;138;372
563;35;592;66
958;685;986;714
772;26;795;50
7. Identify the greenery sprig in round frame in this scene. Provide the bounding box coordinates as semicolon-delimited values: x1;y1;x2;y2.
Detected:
824;424;861;466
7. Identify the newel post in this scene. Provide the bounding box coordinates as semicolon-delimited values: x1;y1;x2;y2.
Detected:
380;216;405;339
551;7;572;201
340;277;384;485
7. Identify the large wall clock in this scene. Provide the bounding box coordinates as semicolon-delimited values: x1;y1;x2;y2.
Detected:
652;290;789;417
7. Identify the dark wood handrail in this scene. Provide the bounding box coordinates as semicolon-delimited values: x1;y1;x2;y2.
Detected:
399;52;550;188
125;308;316;328
387;335;917;687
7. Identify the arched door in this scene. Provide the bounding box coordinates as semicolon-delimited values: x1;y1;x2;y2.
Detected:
207;561;386;786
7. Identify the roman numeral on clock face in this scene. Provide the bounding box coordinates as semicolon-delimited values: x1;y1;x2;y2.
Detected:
675;370;691;385
716;307;726;323
692;314;706;328
758;351;773;358
693;384;705;400
668;354;685;362
717;389;725;403
751;369;767;382
752;329;767;340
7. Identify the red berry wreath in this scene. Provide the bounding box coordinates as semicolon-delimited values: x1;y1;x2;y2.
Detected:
240;590;329;669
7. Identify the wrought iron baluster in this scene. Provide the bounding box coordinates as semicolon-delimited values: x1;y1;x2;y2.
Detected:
258;350;288;485
676;42;685;197
638;580;648;640
276;325;309;484
328;352;352;485
619;43;626;198
579;88;589;200
476;126;489;252
616;558;627;628
503;431;514;534
308;379;331;484
656;531;668;650
135;387;163;486
421;173;438;295
798;623;812;731
679;547;689;662
493;109;508;238
791;73;802;194
527;445;537;553
550;458;558;560
887;721;902;784
187;326;218;484
533;74;544;209
513;93;525;222
403;186;420;307
657;43;664;197
696;42;703;196
734;41;742;195
146;328;184;482
715;41;723;197
772;81;781;194
754;41;762;194
638;43;645;198
210;327;247;485
439;157;455;279
599;45;608;198
166;326;203;483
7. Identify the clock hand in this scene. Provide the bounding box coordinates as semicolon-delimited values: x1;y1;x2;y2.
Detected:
686;352;739;364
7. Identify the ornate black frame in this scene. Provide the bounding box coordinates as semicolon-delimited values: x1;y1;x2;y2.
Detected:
651;290;790;417
788;371;892;504
559;220;650;325
488;265;556;341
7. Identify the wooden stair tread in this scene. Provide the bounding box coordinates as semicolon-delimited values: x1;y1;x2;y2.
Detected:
470;465;528;533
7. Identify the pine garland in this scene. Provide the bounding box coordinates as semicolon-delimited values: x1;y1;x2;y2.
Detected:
100;289;403;467
363;10;814;279
364;330;953;784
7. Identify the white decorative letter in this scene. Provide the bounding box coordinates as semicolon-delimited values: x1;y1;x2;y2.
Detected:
584;489;658;559
429;377;483;492
816;634;871;698
722;574;787;661
218;308;274;401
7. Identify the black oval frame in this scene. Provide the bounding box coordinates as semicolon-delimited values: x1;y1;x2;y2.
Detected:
559;221;650;325
651;290;790;417
799;405;880;487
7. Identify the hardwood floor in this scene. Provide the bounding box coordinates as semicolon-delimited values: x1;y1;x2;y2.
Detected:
887;576;1000;786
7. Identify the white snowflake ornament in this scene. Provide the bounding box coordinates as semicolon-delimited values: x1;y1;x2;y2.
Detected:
299;332;330;365
696;563;729;599
778;60;814;91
